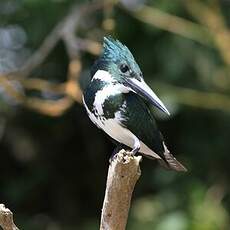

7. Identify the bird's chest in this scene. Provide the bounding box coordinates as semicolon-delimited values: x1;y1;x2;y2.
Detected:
83;87;127;130
94;92;125;119
83;89;135;147
87;83;125;117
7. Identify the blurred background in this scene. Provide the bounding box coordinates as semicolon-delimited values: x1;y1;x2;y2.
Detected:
0;0;230;229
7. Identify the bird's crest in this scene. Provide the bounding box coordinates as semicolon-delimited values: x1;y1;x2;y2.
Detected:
102;37;135;63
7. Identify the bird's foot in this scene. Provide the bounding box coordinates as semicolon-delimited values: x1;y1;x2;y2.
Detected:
129;137;140;156
130;146;140;156
109;146;132;164
109;146;124;163
109;153;117;164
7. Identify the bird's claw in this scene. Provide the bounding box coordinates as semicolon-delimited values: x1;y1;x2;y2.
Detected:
130;146;140;156
109;149;133;164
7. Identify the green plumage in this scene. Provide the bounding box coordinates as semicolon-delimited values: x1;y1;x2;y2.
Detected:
103;91;164;156
121;92;165;156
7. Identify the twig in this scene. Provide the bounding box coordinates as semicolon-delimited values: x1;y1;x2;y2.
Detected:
24;97;74;117
0;1;106;116
154;82;230;112
185;0;230;67
125;5;212;45
100;150;142;230
0;56;83;116
0;204;19;230
18;0;105;77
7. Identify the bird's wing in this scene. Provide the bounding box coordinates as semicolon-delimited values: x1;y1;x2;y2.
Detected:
121;92;187;172
120;92;165;157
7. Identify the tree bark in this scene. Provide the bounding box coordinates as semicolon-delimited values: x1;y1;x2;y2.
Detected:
0;204;19;230
100;150;142;230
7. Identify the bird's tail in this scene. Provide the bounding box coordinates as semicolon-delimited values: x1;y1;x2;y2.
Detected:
158;143;187;172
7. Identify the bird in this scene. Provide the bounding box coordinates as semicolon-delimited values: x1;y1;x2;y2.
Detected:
83;37;187;172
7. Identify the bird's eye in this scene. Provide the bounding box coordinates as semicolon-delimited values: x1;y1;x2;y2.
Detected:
120;64;129;73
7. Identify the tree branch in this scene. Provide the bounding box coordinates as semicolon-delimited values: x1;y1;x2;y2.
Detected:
154;81;230;112
100;150;142;230
185;0;230;67
18;0;105;77
125;5;212;46
0;204;19;230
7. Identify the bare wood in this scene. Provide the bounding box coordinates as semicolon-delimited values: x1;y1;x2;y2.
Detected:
0;204;19;230
100;150;142;230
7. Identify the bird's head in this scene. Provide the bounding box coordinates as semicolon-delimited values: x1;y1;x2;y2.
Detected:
93;37;170;115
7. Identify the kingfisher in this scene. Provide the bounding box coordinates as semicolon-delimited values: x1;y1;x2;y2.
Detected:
83;37;186;172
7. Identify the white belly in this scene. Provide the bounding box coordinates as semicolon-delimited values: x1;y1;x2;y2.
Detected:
102;119;160;159
83;96;160;159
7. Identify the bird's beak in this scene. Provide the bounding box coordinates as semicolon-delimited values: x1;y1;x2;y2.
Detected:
124;78;170;115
